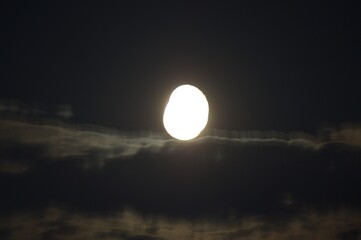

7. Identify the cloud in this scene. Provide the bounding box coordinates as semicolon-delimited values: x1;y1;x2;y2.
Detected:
0;206;360;240
0;115;360;239
0;99;73;120
56;105;73;119
0;161;29;174
329;122;361;148
0;118;170;170
203;126;361;149
0;116;360;173
0;120;360;218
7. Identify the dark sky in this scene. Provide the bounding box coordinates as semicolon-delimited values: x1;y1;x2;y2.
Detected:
2;1;359;131
0;1;361;240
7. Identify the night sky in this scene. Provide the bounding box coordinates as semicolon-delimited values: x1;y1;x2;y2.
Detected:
1;1;361;240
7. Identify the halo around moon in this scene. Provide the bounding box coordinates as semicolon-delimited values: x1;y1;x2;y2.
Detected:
163;84;209;140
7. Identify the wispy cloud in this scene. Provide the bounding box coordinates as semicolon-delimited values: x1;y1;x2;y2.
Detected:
0;115;360;174
0;118;169;162
0;206;360;240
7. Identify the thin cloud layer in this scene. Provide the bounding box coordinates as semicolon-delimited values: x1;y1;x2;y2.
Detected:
0;118;169;170
0;206;360;240
0;116;360;173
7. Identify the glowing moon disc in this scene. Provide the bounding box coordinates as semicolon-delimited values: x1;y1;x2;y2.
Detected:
163;84;209;140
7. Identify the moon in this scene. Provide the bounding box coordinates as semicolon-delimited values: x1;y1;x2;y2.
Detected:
163;84;209;140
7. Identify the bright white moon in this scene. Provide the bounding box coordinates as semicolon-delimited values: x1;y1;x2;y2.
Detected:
163;84;209;140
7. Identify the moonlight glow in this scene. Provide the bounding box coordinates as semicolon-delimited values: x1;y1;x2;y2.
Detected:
163;85;209;140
